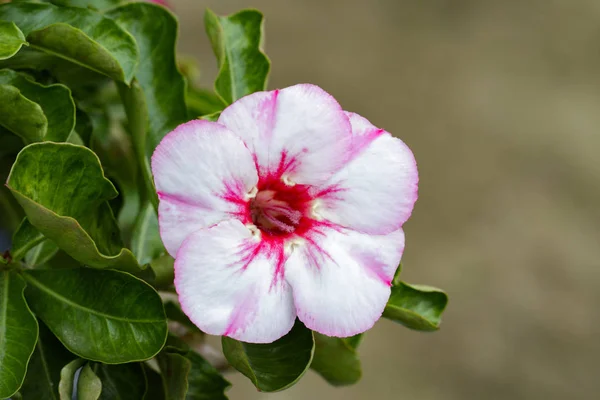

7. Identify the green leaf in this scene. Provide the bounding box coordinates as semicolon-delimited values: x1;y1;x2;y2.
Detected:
20;321;76;400
185;351;230;400
164;301;200;333
204;9;270;104
392;262;402;286
107;3;188;210
52;0;125;11
131;203;165;266
0;2;138;83
107;3;187;154
142;365;165;400
59;358;85;399
11;218;44;261
222;320;314;392
0;83;47;143
343;334;364;350
7;142;141;273
77;364;102;400
0;21;26;61
0;69;75;143
186;86;226;117
22;268;168;363
199;112;221;122
95;363;146;400
383;282;449;331
59;360;102;400
25;240;59;268
157;349;230;400
311;333;361;386
0;271;39;399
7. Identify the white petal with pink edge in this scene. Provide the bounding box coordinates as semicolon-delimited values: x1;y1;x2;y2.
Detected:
313;112;418;235
175;219;296;343
218;84;352;185
151;120;258;256
285;226;405;337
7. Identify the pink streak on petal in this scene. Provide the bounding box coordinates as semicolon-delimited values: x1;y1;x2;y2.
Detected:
157;191;210;209
347;128;385;161
224;287;259;337
350;250;393;286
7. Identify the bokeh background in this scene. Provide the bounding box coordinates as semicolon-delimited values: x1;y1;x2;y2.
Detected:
173;0;600;399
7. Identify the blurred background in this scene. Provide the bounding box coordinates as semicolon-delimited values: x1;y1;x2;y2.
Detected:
173;0;600;399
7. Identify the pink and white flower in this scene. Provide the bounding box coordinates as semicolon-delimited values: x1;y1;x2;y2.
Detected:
151;84;418;343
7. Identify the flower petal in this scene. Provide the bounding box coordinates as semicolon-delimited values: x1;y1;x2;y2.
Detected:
285;226;405;337
175;219;296;343
151;120;258;256
218;84;352;185
313;112;418;235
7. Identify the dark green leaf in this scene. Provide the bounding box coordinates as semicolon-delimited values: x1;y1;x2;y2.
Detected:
20;321;76;400
311;333;361;386
199;112;221;122
22;268;168;363
142;365;165;400
158;349;230;400
185;351;230;400
7;142;141;273
0;2;138;83
222;320;314;392
204;9;270;104
0;69;75;142
95;363;146;400
0;271;39;399
156;352;190;400
131;203;165;266
164;301;199;333
0;21;27;60
383;282;449;331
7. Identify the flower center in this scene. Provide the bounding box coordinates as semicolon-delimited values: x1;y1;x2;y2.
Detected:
250;189;305;236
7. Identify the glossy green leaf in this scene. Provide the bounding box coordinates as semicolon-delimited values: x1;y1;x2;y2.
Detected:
157;352;189;400
107;3;188;210
7;142;141;273
11;218;44;261
59;358;85;400
25;240;59;268
186;86;226;117
392;262;402;286
95;363;146;400
0;83;47;143
222;320;314;392
158;349;230;400
77;364;102;400
185;351;230;400
22;268;168;363
52;0;125;11
131;203;165;266
0;21;27;60
205;9;270;104
311;333;361;386
383;282;449;331
0;2;138;83
199;112;221;122
0;271;39;399
107;3;187;154
0;69;75;143
20;321;76;400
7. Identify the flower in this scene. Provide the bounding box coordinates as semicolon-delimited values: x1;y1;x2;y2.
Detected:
151;84;418;343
